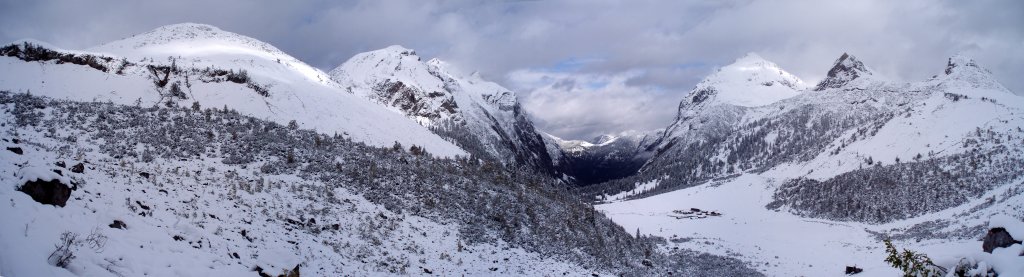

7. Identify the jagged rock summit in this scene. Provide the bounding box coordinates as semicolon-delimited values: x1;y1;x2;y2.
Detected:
813;53;874;91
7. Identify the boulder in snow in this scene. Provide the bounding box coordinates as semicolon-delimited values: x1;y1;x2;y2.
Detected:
109;220;127;229
982;227;1021;253
70;162;84;173
6;147;22;155
17;178;72;207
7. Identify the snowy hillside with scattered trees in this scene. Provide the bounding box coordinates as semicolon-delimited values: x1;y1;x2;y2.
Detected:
0;91;769;276
0;23;466;157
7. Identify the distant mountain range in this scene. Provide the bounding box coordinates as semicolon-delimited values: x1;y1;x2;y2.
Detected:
583;50;1024;225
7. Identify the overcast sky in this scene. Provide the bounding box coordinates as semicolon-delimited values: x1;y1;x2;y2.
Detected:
2;0;1022;140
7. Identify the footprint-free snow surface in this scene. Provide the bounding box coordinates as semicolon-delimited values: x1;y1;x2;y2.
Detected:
598;173;1024;276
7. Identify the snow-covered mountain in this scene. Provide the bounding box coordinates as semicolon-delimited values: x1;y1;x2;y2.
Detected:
0;23;465;157
543;130;663;185
329;46;555;174
546;53;806;186
664;52;807;141
587;52;1024;275
588;50;1024;207
595;52;1024;218
684;53;806;108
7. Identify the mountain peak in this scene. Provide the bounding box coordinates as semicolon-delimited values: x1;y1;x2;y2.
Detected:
680;53;806;109
944;54;984;76
380;45;417;56
329;46;443;98
153;22;222;33
732;52;768;65
938;54;1009;92
88;22;286;59
593;134;618;145
813;53;873;91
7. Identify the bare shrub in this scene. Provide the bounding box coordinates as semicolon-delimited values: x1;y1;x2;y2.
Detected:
48;229;108;268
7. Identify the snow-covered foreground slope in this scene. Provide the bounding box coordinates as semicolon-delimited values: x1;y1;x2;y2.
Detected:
0;92;768;276
0;146;576;276
0;95;588;276
597;174;1024;276
0;23;465;157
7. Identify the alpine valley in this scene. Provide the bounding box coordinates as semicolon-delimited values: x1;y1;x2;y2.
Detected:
1;23;1022;277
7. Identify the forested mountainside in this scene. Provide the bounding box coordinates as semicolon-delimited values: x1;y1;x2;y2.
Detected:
542;130;662;186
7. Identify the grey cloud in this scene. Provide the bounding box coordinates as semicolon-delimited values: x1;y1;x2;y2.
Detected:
509;69;683;140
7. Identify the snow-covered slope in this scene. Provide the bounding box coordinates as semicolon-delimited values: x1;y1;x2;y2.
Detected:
0;93;607;276
543;130;663;185
0;23;465;157
597;174;1024;276
329;46;554;173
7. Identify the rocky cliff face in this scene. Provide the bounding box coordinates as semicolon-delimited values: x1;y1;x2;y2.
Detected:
330;46;555;174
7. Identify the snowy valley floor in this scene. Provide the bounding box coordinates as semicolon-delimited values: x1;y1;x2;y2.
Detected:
597;174;1024;276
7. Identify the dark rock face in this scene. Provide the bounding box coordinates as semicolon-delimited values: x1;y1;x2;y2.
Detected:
845;265;863;274
6;147;22;155
109;220;127;229
254;264;300;277
982;227;1021;253
373;80;456;120
70;162;84;173
18;178;72;207
814;53;872;91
